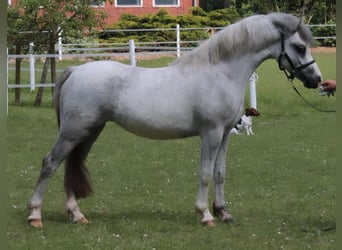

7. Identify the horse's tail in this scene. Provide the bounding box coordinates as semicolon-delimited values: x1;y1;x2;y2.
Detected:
64;143;93;199
54;67;93;199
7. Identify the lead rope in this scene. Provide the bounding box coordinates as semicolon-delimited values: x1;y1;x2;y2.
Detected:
289;81;336;113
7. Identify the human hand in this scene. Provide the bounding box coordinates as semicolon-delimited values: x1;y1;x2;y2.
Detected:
320;80;336;92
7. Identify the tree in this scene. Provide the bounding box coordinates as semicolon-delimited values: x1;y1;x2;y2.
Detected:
8;5;30;104
201;0;335;24
7;0;109;105
200;0;233;11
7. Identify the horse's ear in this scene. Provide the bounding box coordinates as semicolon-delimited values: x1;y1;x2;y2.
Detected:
270;13;315;46
268;13;299;37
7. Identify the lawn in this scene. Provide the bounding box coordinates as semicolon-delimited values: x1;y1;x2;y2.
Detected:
7;53;336;249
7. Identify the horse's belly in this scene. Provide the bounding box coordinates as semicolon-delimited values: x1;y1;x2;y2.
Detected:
114;119;198;139
111;106;198;139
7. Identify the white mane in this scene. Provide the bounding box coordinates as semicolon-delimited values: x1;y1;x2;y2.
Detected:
173;13;314;66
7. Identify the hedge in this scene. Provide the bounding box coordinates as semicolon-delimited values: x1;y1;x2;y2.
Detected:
98;7;335;47
98;7;240;45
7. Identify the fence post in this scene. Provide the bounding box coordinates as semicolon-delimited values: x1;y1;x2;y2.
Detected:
176;24;180;57
249;72;258;109
129;39;136;66
58;28;63;61
29;42;35;92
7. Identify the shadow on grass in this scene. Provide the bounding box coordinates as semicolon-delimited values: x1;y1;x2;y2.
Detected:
276;212;336;235
299;217;336;234
19;207;335;234
85;208;197;226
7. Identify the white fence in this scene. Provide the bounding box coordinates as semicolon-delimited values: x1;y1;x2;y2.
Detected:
7;24;335;91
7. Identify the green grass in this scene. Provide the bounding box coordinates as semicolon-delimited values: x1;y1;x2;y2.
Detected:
7;54;336;249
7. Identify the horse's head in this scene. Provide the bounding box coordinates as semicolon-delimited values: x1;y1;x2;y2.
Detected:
269;13;322;88
277;32;322;88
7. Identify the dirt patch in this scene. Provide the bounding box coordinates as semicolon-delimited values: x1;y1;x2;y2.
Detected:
311;47;336;54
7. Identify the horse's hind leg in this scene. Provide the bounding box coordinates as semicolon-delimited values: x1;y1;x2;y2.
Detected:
28;121;105;228
64;124;105;224
27;136;78;228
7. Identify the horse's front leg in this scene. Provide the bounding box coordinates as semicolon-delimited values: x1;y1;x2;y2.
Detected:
195;127;224;227
212;131;234;224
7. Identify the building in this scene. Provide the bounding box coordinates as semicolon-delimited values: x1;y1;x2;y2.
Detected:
91;0;199;25
9;0;200;26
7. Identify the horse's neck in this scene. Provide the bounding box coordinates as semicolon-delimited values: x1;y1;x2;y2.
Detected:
222;48;274;85
214;23;278;82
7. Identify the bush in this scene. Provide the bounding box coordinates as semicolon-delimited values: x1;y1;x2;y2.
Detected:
207;8;241;27
310;21;336;47
98;7;240;45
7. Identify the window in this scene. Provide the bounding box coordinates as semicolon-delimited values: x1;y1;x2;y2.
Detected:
116;0;142;7
154;0;179;6
89;0;105;7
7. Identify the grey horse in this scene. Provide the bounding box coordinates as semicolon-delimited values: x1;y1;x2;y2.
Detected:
28;13;321;228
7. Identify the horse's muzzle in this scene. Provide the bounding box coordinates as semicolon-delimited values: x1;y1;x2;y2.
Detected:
303;74;321;89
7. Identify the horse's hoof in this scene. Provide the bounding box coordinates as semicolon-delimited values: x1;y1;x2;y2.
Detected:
212;203;234;224
222;216;234;224
202;220;216;227
76;217;89;224
220;212;234;224
28;219;43;229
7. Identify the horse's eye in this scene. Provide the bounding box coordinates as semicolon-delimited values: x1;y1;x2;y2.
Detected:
295;44;306;54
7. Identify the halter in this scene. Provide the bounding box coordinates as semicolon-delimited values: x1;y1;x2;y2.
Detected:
277;32;316;82
277;28;335;113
